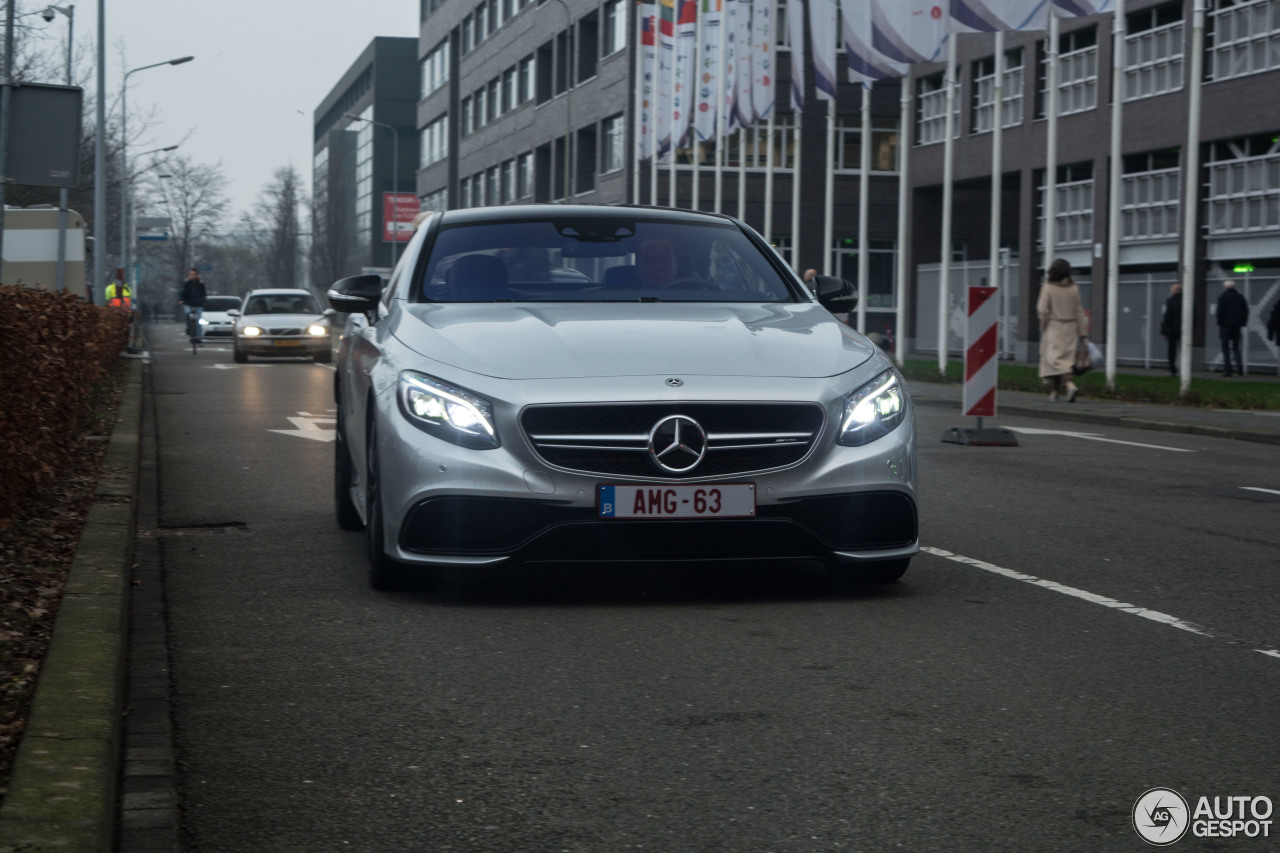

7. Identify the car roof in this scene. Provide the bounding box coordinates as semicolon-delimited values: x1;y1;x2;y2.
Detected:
436;204;742;229
243;288;315;297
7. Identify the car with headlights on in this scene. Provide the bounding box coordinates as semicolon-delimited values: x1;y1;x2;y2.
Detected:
199;295;243;339
327;205;917;590
231;288;335;363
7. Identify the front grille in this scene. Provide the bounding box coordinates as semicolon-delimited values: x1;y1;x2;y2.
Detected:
268;327;303;336
521;402;825;479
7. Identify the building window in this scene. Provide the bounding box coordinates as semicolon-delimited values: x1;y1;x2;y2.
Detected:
1121;150;1181;242
421;38;450;98
462;15;474;53
352;108;374;254
460;96;472;135
836;119;900;172
487;77;501;121
459;176;471;208
1050;26;1099;116
1207;133;1280;234
422;187;447;213
972;48;1024;133
519;55;535;103
1125;2;1184;101
602;113;625;174
602;0;627;56
475;1;488;43
916;73;958;146
474;86;487;128
502;67;517;112
502;159;516;202
536;41;554;103
517;151;534;198
1038;164;1095;248
420;114;449;168
1209;0;1280;81
777;0;793;50
579;10;599;80
486;165;500;205
576;124;597;193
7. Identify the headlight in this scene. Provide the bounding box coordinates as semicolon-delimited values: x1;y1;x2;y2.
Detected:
241;326;262;337
198;317;209;326
838;369;907;446
398;371;498;449
308;324;328;337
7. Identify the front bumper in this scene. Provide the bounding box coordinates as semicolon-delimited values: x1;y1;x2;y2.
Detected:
236;336;329;356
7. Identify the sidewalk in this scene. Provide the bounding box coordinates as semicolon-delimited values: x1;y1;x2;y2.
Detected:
907;368;1280;446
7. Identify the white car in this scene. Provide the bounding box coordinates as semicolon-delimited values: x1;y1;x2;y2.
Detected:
328;205;918;590
230;288;334;363
199;295;242;339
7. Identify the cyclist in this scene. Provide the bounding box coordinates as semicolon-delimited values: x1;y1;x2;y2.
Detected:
178;267;208;346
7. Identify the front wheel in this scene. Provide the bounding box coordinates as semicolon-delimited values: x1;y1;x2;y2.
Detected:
366;417;440;592
334;412;363;531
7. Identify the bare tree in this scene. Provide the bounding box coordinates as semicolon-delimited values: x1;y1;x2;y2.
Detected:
246;167;305;289
140;154;228;287
310;172;352;289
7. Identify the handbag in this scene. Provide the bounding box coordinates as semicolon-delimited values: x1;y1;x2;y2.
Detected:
1073;339;1102;376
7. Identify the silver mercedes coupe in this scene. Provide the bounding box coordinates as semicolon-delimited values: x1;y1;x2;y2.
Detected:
328;205;917;590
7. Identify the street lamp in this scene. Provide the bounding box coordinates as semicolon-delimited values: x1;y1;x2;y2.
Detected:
125;144;178;285
43;5;75;294
344;113;402;271
120;55;193;288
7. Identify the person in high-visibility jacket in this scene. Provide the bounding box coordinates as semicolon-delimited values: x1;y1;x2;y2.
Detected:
105;268;133;310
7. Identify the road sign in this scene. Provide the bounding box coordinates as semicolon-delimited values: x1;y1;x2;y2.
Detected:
137;232;169;242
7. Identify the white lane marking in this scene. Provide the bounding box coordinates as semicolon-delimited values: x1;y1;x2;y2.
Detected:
208;363;270;369
269;414;336;442
1005;426;1194;453
921;546;1280;661
1242;487;1280;496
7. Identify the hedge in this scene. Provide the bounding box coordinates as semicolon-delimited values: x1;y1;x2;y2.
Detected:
0;285;130;522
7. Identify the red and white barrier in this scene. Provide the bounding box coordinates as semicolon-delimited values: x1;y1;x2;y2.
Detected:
963;286;999;418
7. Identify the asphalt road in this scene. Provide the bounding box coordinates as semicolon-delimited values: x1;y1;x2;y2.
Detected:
146;324;1280;852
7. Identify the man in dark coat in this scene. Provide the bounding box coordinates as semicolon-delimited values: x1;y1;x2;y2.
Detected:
1216;280;1249;377
1159;283;1182;375
178;267;208;344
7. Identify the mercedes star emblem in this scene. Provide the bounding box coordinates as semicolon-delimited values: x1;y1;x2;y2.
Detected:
666;378;684;387
648;415;707;473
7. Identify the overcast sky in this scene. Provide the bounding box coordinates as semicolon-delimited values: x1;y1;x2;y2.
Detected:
55;0;420;218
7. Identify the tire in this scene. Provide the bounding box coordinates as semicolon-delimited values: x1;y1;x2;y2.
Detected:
233;343;247;364
365;416;440;592
334;411;363;531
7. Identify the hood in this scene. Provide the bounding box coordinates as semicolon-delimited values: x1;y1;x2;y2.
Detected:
390;301;876;380
238;313;326;327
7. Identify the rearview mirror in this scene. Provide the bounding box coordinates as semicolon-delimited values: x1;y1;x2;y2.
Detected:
813;275;858;311
327;274;384;315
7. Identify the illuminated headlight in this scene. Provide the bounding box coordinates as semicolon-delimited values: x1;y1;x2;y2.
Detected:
398;371;498;449
838;370;907;446
307;324;328;337
240;326;262;337
198;317;209;326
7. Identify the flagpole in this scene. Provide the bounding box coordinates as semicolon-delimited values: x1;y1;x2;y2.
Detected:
1178;0;1205;396
633;5;644;204
651;15;661;205
990;31;1005;356
823;97;835;276
670;63;679;209
764;80;775;240
692;4;704;211
1044;11;1059;269
738;125;748;220
937;35;957;377
792;111;802;271
894;81;909;366
715;0;728;212
1106;0;1126;390
856;81;872;333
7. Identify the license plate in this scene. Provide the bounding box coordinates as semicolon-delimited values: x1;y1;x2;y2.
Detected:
272;339;301;347
598;484;755;519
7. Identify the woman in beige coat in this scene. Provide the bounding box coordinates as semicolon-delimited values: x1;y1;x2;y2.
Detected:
1037;258;1087;402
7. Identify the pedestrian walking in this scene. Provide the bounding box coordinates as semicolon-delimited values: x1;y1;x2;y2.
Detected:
1037;258;1086;402
1160;283;1183;375
1216;280;1249;377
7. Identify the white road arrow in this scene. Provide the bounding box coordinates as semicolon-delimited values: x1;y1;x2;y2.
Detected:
1004;426;1194;453
269;414;336;442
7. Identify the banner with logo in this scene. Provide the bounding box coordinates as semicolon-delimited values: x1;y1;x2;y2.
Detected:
870;0;949;65
785;0;806;112
951;0;1051;31
673;0;699;148
808;0;837;99
841;0;905;84
734;0;755;126
722;0;742;133
694;0;723;140
637;3;657;160
657;0;677;157
750;0;776;120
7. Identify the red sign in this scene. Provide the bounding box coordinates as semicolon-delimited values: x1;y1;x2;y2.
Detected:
383;193;420;243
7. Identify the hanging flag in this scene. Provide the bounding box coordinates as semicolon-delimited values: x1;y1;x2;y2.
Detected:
734;0;755;126
751;0;776;120
870;0;949;65
951;0;1050;32
785;0;806;112
1052;0;1114;15
695;0;724;140
808;0;837;99
673;0;699;148
842;0;905;84
656;0;677;157
638;3;658;160
723;0;742;133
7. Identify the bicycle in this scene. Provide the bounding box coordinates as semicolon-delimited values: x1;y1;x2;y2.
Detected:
185;307;203;355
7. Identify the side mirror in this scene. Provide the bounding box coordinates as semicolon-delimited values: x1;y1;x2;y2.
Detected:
322;308;337;317
813;275;858;311
327;274;384;315
227;309;241;318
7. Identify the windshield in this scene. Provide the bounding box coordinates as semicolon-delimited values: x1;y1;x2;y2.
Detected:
204;296;242;312
415;218;798;303
243;293;320;315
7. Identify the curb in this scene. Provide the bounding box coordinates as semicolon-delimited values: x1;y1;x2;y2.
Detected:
0;358;143;853
911;395;1280;446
